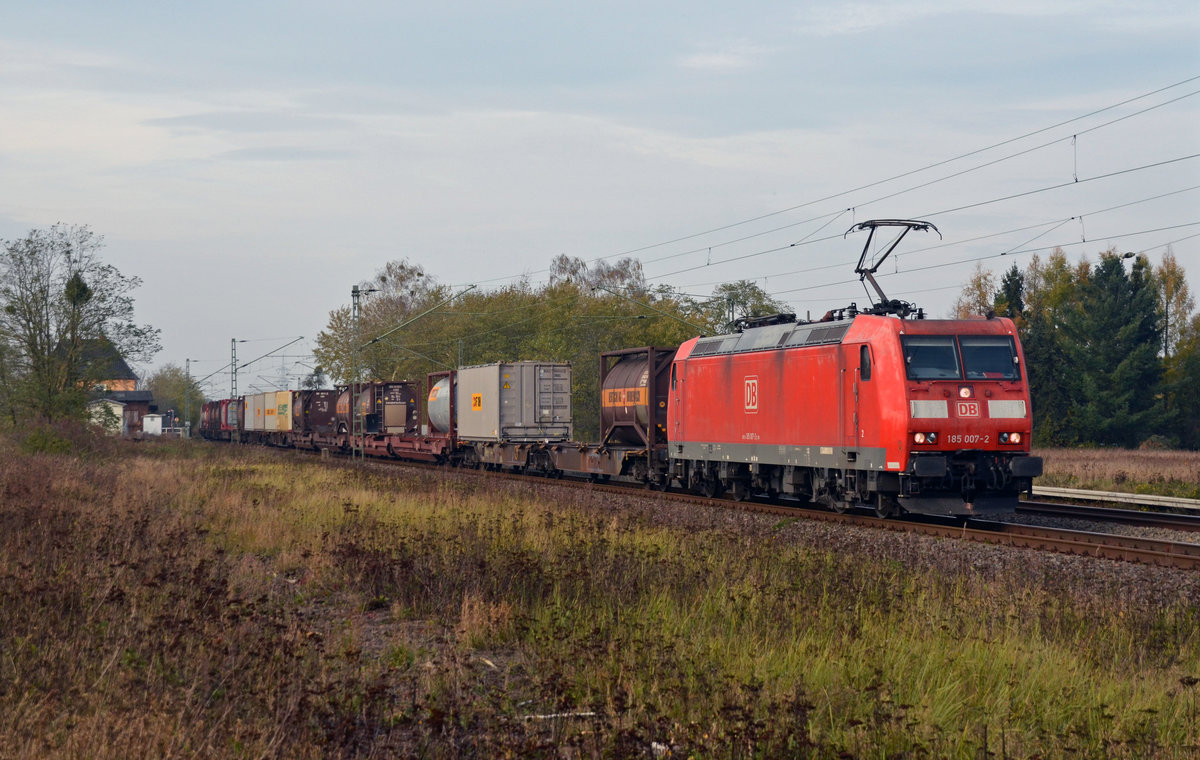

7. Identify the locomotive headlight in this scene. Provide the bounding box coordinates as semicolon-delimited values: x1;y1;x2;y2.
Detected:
914;432;926;444
914;432;937;444
958;385;974;399
1000;432;1022;444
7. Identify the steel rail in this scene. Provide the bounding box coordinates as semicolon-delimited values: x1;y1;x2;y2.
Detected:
1031;486;1200;512
1017;501;1200;532
274;446;1200;571
501;473;1200;571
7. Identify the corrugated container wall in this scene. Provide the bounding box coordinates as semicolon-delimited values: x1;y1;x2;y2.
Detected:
274;391;294;433
245;393;267;432
456;362;572;442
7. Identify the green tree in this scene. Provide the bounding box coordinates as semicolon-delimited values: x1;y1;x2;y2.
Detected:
0;224;160;421
951;262;998;318
700;280;791;333
993;263;1025;323
1020;249;1083;445
144;363;205;430
1168;314;1200;448
313;256;701;441
313;259;448;384
1061;250;1163;447
1156;247;1194;360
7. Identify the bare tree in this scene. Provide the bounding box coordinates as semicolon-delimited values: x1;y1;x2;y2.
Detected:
0;224;160;421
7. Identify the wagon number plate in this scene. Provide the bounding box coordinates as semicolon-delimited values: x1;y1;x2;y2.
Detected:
956;401;980;417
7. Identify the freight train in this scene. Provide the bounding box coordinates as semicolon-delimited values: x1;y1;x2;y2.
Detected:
201;221;1042;517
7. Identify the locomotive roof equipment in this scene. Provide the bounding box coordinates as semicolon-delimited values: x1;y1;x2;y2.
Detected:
846;219;940;319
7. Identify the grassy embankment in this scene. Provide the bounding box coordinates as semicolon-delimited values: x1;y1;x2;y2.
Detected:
2;434;1198;758
1036;448;1200;499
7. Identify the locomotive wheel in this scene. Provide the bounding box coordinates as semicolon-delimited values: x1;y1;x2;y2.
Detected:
818;493;848;513
730;481;749;502
874;494;898;519
701;478;721;499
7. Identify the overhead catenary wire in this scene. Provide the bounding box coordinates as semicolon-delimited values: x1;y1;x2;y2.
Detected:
646;155;1200;284
455;76;1200;290
769;223;1200;298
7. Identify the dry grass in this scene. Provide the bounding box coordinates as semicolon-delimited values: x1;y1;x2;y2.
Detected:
1036;448;1200;498
2;436;1198;758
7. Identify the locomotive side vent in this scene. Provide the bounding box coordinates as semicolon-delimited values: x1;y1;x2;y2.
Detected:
806;324;850;345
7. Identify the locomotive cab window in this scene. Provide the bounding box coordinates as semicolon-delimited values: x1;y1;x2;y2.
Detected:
960;336;1019;380
901;336;960;380
859;345;872;381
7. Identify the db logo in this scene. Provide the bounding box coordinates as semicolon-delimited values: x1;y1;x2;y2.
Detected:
957;401;980;417
744;376;759;413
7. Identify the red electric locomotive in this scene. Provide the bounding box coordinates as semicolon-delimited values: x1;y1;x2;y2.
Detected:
663;220;1042;515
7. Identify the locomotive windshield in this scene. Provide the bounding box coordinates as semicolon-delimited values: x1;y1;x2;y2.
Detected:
902;336;960;379
960;336;1019;380
902;334;1020;381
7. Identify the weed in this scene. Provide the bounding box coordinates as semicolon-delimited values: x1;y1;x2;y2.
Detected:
2;440;1197;758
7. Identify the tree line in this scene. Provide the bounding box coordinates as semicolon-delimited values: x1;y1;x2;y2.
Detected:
953;247;1199;448
5;221;1196;450
319;248;1199;449
312;256;788;441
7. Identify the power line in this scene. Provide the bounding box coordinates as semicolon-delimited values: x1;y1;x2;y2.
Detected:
645;154;1200;282
770;223;1200;298
610;79;1200;261
457;75;1200;289
671;89;1200;271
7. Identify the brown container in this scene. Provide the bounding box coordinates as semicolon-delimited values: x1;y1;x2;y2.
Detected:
294;389;339;435
600;347;677;447
336;381;420;435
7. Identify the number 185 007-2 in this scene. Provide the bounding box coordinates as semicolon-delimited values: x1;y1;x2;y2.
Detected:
946;433;989;445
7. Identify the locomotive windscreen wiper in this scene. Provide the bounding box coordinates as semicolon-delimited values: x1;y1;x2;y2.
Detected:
846;219;940;317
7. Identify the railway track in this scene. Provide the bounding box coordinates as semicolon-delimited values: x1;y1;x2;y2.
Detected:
597;484;1200;570
303;448;1200;571
1031;485;1200;512
618;486;1200;571
1017;500;1200;532
274;444;1200;569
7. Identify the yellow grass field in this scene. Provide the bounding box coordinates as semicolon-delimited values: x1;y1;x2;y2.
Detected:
1036;448;1200;499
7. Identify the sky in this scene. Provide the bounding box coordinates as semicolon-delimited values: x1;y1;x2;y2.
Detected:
2;1;1198;397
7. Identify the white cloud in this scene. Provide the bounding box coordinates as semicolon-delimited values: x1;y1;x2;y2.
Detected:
677;43;773;72
0;38;125;74
791;1;1185;37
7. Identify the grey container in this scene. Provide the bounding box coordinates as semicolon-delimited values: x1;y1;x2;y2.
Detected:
456;362;572;442
244;392;269;432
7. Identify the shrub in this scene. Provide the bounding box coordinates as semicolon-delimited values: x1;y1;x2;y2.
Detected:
17;419;120;459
